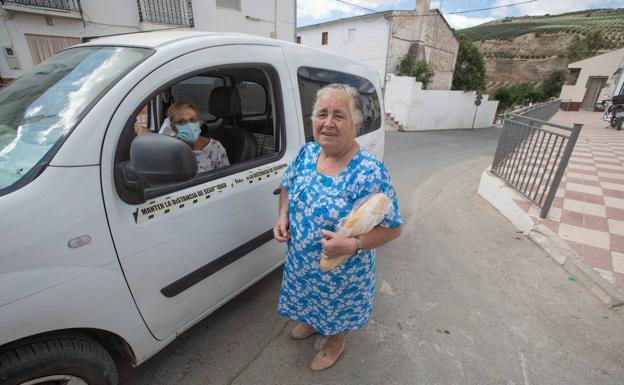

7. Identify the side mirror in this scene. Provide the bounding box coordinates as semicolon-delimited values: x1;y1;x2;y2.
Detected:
116;133;197;203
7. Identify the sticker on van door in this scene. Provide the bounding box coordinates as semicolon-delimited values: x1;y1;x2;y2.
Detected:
134;163;287;224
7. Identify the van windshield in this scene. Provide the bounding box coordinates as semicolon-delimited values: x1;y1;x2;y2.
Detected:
0;46;151;193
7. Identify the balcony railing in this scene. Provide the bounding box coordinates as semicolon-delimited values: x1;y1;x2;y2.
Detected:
0;0;81;12
137;0;194;27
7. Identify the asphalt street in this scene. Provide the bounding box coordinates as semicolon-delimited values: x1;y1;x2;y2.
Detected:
119;128;624;385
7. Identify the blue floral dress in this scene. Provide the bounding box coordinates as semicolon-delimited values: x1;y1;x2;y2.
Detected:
277;142;402;336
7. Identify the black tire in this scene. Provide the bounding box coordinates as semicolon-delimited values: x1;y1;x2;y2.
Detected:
0;334;118;385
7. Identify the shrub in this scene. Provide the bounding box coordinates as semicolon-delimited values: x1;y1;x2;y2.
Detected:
398;55;435;89
493;82;548;111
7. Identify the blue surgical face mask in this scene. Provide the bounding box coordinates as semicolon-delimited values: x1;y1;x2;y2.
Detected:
176;122;201;143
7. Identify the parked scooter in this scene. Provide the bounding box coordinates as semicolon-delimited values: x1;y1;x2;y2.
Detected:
601;98;623;130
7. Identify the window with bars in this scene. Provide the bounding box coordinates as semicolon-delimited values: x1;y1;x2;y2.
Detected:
321;32;328;45
1;0;81;12
137;0;194;27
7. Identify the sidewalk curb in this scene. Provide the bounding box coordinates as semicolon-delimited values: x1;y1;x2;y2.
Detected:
529;225;624;308
478;168;624;308
478;170;534;234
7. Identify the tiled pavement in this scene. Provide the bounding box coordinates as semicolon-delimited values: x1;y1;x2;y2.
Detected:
502;110;624;296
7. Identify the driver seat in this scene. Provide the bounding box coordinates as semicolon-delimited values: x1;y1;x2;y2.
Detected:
207;86;257;164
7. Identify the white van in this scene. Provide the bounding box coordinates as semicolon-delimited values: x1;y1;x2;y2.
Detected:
0;31;385;385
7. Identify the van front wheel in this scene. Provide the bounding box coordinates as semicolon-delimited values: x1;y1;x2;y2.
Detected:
0;335;118;385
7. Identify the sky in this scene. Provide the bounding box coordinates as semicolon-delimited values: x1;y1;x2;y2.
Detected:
297;0;624;30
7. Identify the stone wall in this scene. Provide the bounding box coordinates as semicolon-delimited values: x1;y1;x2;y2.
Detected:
386;11;459;90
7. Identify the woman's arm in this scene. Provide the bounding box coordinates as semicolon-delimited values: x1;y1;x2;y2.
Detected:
358;224;402;251
273;188;291;242
320;224;402;258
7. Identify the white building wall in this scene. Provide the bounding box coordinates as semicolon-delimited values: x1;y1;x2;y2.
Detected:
385;74;498;131
193;0;294;40
0;1;139;80
297;16;390;80
0;0;295;81
560;48;624;104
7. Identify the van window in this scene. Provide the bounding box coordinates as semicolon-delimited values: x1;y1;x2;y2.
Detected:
297;66;381;142
0;46;150;195
238;81;266;115
171;76;224;122
116;65;284;202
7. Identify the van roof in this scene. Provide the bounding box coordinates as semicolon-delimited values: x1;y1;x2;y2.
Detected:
80;29;287;49
78;30;381;84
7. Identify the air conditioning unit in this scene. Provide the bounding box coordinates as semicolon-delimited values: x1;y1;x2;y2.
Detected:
3;46;21;70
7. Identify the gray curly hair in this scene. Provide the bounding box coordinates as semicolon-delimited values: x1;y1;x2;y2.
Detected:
312;83;363;130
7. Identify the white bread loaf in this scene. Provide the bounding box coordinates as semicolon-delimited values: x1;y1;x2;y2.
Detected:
319;193;390;272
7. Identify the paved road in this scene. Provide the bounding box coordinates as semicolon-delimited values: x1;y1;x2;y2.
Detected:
119;128;624;385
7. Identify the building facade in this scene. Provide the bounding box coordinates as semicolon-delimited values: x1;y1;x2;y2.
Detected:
560;48;624;111
0;0;295;82
296;0;459;90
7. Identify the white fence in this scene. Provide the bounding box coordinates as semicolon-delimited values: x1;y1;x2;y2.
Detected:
384;74;498;131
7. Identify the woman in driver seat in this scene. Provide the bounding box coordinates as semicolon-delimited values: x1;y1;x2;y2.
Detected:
167;101;230;172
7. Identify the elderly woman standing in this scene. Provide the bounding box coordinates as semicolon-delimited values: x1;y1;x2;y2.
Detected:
273;83;402;371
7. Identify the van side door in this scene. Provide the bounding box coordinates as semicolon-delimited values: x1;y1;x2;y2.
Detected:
100;45;300;341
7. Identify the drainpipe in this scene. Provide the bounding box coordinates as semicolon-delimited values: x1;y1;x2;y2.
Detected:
77;0;86;29
274;0;277;39
383;13;393;90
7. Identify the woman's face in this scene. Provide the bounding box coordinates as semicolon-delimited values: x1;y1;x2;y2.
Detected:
171;107;199;133
312;91;357;154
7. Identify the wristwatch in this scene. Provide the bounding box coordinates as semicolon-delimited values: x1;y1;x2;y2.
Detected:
354;236;364;253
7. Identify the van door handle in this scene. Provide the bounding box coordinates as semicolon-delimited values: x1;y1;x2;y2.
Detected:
273;187;282;195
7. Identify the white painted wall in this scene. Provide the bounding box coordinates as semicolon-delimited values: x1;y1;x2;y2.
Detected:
297;15;390;80
384;74;498;131
0;0;295;80
560;48;624;103
384;74;420;127
193;0;294;40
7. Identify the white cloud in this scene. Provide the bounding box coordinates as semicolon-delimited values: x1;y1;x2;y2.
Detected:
491;0;605;17
445;14;495;29
430;1;441;8
297;0;403;20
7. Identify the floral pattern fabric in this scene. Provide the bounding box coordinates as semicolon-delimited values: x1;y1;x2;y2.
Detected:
195;138;229;173
277;142;402;336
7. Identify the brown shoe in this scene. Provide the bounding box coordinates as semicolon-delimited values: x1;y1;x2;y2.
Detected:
289;323;318;340
310;338;345;371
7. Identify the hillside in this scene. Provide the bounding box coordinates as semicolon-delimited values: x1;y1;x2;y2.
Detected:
460;8;624;49
457;8;624;92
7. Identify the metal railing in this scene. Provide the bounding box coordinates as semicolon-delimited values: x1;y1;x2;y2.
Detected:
491;101;582;218
0;0;81;12
137;0;194;27
515;100;562;121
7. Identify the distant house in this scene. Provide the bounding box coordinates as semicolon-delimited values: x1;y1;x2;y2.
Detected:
296;0;459;90
560;48;624;111
0;0;295;82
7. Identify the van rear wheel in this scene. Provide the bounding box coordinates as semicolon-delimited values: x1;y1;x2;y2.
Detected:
0;335;117;385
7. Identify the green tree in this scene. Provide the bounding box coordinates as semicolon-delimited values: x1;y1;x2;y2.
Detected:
540;70;566;98
398;55;435;89
566;31;603;62
452;35;486;91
